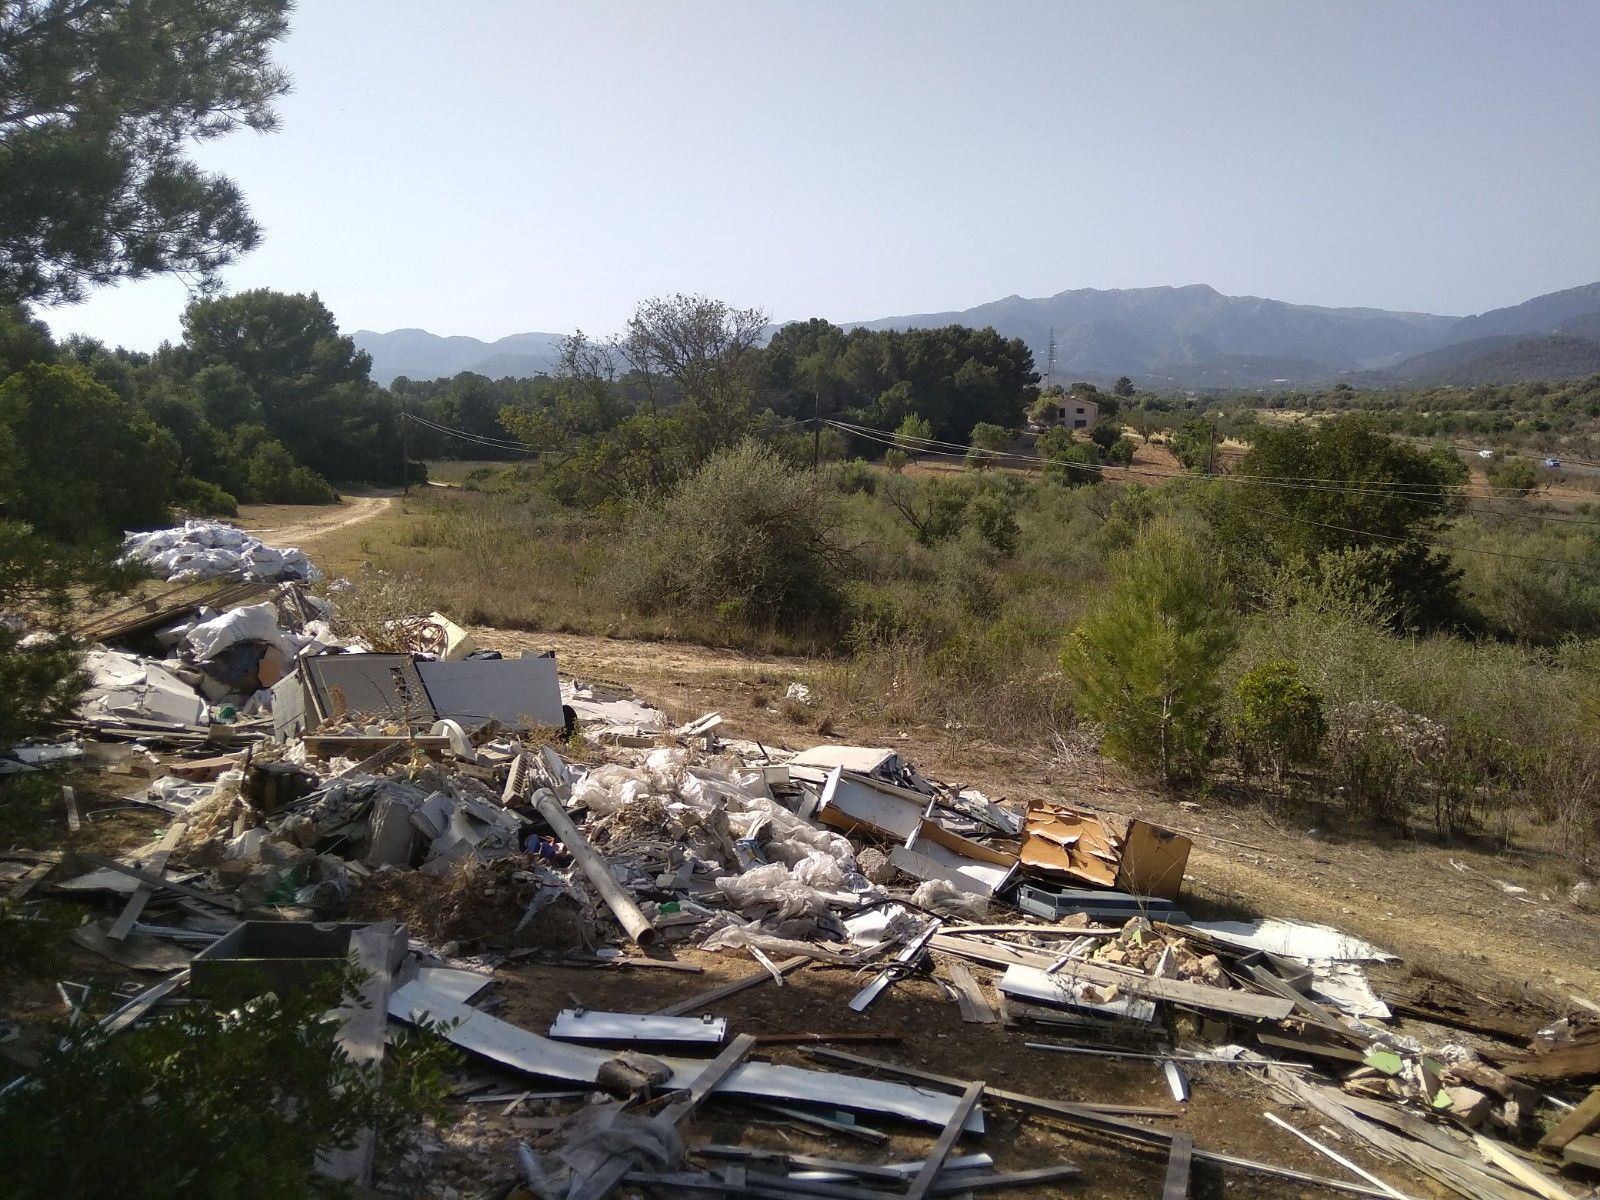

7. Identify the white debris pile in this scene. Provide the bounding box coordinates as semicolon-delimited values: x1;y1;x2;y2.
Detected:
122;520;320;584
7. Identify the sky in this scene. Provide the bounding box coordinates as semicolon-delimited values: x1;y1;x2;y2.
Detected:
42;0;1600;350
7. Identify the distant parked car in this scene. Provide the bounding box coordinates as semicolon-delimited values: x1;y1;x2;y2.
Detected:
1543;457;1561;468
1477;448;1494;459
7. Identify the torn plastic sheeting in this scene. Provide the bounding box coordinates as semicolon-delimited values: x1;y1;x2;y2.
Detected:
561;681;668;730
185;602;298;663
388;981;983;1132
1178;918;1397;963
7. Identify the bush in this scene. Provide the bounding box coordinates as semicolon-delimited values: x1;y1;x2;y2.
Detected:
1062;520;1236;783
1486;455;1538;497
1230;660;1325;779
172;475;239;517
619;440;848;632
245;442;338;504
0;966;457;1198
1105;436;1136;466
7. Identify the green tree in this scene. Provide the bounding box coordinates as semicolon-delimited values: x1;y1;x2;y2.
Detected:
1225;415;1468;628
0;965;457;1199
894;412;933;455
0;526;131;745
1104;436;1136;466
0;0;291;305
620;293;767;441
1114;375;1135;398
0;363;176;540
966;421;1010;468
180;289;372;481
1170;417;1214;471
1231;660;1326;780
1062;521;1237;783
1089;417;1123;456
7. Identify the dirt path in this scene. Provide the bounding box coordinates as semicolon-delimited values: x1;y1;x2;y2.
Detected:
236;493;396;547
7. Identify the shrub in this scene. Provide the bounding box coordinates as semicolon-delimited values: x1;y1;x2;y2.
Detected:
884;448;908;473
0;966;457;1198
1105;436;1136;466
1062;520;1236;783
619;440;848;632
1486;455;1538;497
1230;660;1325;779
172;475;239;517
245;442;338;504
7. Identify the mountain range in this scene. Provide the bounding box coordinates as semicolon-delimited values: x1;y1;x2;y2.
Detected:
354;280;1600;390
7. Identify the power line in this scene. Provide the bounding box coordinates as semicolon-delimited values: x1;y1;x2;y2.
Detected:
827;419;1600;529
827;420;1600;570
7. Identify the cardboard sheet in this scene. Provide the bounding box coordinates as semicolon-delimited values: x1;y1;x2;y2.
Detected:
1021;802;1190;900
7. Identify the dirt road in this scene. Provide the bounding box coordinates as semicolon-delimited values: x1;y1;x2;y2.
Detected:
236;493;396;547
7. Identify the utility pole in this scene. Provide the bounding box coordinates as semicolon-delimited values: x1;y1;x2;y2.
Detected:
812;391;821;475
1044;327;1057;387
399;399;410;496
1206;417;1216;475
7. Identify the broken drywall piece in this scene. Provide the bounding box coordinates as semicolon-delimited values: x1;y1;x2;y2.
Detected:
816;767;927;841
1179;918;1396;963
891;819;1017;898
77;650;209;730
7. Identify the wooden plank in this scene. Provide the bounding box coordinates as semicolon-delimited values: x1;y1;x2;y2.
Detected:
107;821;187;942
804;1048;1396;1200
1162;1132;1193;1200
1244;961;1368;1045
1562;1134;1600;1170
905;1081;983;1200
655;956;809;1016
6;860;54;903
62;786;80;833
944;961;999;1025
930;933;1295;1022
77;851;240;911
1540;1087;1600;1151
316;922;400;1187
1473;1133;1580;1200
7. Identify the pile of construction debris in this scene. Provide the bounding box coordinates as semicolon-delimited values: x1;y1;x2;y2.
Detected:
6;522;1600;1200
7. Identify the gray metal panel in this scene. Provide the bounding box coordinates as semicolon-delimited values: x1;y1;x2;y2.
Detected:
303;654;435;724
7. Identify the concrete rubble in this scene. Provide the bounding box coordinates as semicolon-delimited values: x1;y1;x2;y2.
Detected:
6;524;1600;1200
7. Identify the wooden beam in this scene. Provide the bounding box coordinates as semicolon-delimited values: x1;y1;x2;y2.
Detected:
930;933;1295;1021
107;821;186;941
77;851;240;911
655;956;810;1016
1162;1132;1193;1200
804;1048;1397;1200
905;1081;983;1200
1541;1088;1600;1152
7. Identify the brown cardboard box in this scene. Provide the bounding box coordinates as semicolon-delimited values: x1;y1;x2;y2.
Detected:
1020;802;1191;900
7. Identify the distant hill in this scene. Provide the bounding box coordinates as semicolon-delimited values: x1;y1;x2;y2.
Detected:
847;283;1458;386
352;327;564;384
1445;282;1600;345
1379;333;1600;386
355;279;1600;390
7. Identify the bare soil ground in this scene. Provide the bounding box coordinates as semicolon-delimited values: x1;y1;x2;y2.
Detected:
235;492;397;547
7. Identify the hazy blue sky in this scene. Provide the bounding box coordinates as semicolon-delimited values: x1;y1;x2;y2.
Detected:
43;0;1600;349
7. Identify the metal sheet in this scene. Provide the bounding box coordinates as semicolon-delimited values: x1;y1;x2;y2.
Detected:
417;653;563;729
304;653;434;724
389;981;983;1132
549;1008;727;1044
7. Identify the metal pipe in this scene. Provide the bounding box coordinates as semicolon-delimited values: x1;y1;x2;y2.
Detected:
532;788;657;947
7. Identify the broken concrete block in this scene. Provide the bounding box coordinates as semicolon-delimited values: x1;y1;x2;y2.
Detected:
365;795;418;867
1445;1086;1492;1127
